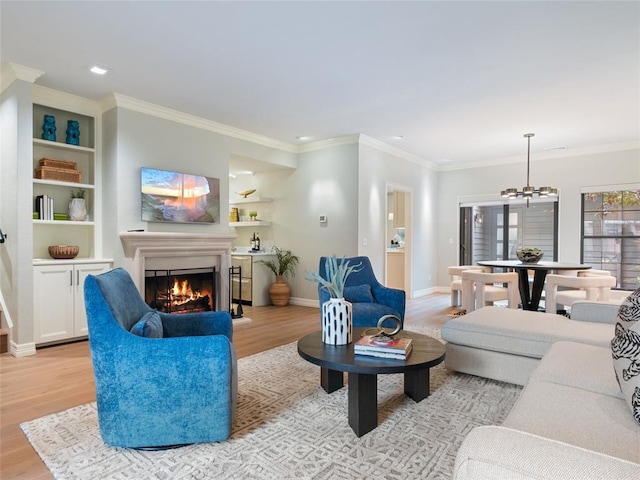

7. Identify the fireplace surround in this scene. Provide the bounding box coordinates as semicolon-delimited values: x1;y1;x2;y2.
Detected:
120;232;236;312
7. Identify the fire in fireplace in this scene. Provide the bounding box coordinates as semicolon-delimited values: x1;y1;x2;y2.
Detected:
145;267;216;314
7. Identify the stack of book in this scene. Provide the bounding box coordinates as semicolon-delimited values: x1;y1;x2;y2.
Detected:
35;194;54;220
354;334;413;360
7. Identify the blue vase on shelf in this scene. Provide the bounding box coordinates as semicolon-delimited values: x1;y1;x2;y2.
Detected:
42;115;56;141
66;120;80;145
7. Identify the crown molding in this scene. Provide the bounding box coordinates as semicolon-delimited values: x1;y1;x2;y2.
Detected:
359;134;438;170
104;93;299;153
438;140;640;172
33;85;101;116
0;63;44;93
297;134;360;153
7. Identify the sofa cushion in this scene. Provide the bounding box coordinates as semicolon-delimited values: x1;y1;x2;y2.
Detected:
612;287;640;425
130;310;163;338
441;306;614;359
504;380;639;462
344;284;375;303
530;341;623;399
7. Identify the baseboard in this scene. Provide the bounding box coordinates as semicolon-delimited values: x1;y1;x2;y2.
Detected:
10;341;37;357
289;297;319;308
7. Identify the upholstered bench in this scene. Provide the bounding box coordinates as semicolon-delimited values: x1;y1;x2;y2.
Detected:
441;304;617;386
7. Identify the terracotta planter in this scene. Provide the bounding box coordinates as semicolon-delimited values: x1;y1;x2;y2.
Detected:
269;275;290;306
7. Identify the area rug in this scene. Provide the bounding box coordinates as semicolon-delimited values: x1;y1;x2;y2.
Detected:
21;325;522;480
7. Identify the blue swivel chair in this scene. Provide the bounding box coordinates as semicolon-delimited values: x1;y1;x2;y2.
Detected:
84;267;237;449
318;256;406;329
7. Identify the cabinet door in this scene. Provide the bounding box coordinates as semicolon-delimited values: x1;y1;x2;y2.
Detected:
33;264;75;344
74;263;112;336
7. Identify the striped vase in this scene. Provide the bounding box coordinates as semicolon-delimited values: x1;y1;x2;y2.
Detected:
321;297;353;345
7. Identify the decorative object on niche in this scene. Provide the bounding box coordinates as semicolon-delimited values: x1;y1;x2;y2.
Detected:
65;120;80;145
68;189;87;221
48;245;79;259
306;255;363;345
237;189;256;198
41;114;56;141
258;246;300;306
141;167;220;224
229;207;239;222
501;133;558;206
249;210;258;221
516;247;544;264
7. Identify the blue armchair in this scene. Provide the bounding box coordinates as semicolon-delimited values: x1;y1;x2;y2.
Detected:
318;256;406;329
84;267;237;449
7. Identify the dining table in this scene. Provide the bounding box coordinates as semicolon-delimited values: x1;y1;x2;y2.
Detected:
476;260;592;311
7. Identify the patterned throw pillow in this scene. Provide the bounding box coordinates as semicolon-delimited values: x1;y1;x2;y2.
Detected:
611;287;640;425
130;310;163;338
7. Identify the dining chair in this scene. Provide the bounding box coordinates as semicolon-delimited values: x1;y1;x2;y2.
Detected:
447;265;490;307
544;272;617;313
461;270;520;313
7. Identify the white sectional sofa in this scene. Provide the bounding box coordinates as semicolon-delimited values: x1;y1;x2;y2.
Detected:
442;301;640;479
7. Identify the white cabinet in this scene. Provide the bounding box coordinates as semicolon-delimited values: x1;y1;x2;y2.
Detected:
33;261;111;345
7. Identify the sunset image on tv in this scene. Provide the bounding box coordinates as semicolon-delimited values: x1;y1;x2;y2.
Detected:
141;167;220;224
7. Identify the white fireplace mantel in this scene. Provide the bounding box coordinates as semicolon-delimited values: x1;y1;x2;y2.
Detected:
120;232;236;311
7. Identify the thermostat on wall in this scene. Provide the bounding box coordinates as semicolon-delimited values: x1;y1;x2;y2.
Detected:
319;214;327;223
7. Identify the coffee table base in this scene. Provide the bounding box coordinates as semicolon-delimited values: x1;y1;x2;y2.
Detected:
321;366;432;437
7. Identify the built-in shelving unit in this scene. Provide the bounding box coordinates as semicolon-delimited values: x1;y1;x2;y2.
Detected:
32;103;98;260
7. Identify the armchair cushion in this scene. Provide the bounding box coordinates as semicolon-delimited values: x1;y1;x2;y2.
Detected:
344;284;375;303
130;310;163;338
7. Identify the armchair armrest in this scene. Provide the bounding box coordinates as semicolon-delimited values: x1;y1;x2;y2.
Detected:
161;310;233;340
371;284;406;319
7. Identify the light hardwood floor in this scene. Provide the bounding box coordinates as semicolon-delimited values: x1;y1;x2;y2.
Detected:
0;293;454;480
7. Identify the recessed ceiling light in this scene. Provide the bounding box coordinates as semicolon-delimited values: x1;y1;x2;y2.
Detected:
296;136;310;141
440;158;454;164
392;135;404;140
90;65;109;75
230;170;254;176
544;146;567;151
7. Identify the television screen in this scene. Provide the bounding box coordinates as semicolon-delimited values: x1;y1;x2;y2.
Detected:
141;167;220;224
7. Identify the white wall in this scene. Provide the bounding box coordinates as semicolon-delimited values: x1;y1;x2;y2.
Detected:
101;106;298;268
436;147;640;287
358;142;439;297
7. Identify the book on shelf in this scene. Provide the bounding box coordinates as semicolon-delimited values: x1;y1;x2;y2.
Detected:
354;334;412;359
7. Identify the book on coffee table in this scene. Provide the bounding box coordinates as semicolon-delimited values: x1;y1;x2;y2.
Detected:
354;335;412;359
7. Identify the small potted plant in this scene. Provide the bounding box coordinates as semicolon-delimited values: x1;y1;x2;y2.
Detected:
306;255;363;345
68;189;87;221
258;246;300;306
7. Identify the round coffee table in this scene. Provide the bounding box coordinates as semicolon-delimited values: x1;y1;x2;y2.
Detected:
297;327;445;437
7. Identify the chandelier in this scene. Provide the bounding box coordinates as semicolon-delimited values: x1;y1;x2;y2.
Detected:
501;133;558;199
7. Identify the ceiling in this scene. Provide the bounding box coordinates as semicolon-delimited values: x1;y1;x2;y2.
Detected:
2;1;638;169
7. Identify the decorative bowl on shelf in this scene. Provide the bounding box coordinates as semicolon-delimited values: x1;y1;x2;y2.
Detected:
48;245;79;259
516;248;543;264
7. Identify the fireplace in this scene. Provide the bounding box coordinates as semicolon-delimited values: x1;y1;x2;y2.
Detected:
145;267;216;313
120;232;236;313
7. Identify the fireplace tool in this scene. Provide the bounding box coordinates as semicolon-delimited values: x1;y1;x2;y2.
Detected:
229;266;243;319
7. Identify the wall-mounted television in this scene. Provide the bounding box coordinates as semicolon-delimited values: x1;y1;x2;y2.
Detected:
141;167;220;224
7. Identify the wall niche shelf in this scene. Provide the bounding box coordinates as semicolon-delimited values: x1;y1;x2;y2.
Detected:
229;196;272;205
230;221;272;227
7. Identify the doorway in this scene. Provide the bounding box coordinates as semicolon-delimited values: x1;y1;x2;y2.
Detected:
385;184;412;297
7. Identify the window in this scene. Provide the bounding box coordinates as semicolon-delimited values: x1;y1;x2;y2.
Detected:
582;190;640;289
460;201;558;265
